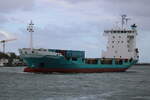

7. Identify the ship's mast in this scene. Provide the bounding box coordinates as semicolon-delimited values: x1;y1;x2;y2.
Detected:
121;15;126;29
27;20;34;50
121;15;130;29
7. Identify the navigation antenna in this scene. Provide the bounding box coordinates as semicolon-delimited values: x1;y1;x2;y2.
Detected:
125;18;130;25
27;20;34;50
121;15;127;29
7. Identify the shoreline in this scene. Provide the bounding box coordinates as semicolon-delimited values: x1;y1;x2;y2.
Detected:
135;63;150;66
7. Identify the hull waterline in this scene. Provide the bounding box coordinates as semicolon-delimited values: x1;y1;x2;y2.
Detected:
24;67;128;73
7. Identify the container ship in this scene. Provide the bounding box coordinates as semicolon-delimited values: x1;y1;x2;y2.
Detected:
19;15;139;73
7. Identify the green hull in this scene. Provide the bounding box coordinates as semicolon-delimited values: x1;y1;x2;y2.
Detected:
22;55;137;73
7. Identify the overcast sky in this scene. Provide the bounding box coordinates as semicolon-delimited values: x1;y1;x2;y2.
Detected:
0;0;150;62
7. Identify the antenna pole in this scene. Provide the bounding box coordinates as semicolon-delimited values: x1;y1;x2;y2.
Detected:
3;42;5;53
27;20;34;50
121;15;126;29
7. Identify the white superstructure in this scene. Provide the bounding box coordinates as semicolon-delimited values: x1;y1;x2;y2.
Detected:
102;15;139;60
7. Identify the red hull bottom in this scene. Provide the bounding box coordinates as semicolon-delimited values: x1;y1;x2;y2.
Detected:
24;67;128;73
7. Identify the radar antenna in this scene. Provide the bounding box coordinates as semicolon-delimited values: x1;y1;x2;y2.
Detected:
121;15;131;29
121;14;127;29
125;18;131;25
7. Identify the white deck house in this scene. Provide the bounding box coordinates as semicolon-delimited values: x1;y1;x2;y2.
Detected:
102;15;139;60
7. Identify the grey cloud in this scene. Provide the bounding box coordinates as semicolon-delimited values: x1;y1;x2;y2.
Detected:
0;14;8;24
0;0;35;25
31;22;102;56
65;0;150;31
36;22;100;39
62;0;91;4
0;0;35;13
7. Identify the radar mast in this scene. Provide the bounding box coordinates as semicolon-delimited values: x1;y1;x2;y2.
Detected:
27;20;34;50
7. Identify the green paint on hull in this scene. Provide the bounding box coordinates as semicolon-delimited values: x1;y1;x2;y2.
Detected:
22;55;137;71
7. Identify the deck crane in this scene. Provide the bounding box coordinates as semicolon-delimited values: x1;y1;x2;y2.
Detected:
0;38;17;53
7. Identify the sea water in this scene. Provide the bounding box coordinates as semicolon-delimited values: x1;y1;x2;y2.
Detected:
0;65;150;100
